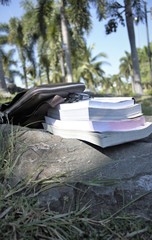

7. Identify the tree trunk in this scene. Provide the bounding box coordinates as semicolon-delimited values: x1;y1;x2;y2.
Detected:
124;0;143;95
46;65;51;84
23;63;28;89
20;50;28;89
0;51;7;91
60;2;73;83
59;50;66;82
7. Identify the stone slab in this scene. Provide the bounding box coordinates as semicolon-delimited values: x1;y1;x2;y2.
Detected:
0;116;152;216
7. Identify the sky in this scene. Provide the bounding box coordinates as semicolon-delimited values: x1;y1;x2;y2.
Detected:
0;0;152;85
86;0;152;76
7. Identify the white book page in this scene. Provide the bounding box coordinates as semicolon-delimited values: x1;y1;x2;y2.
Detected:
57;97;135;110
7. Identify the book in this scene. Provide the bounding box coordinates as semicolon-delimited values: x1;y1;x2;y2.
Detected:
44;96;152;148
45;115;146;132
43;122;152;148
55;97;135;110
47;103;142;121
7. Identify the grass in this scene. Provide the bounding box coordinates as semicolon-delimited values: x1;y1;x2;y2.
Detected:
139;97;152;116
0;95;152;239
0;130;152;239
1;174;152;240
1;175;152;240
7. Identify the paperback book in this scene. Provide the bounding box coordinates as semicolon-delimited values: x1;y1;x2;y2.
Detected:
55;97;135;110
45;115;145;132
43;122;152;148
44;96;152;148
47;103;142;121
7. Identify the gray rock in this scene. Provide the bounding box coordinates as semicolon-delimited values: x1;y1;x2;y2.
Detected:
0;116;152;217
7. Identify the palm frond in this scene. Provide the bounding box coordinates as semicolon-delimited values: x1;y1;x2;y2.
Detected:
0;22;9;30
0;0;10;5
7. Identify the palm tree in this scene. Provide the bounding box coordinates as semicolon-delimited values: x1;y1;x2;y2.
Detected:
124;0;143;95
0;0;12;91
0;24;9;90
60;0;73;83
32;0;92;83
97;0;144;95
21;0;61;84
7;16;38;88
110;74;125;95
1;48;21;84
59;0;92;82
101;76;114;94
0;49;7;90
119;51;134;90
138;46;152;89
120;52;132;79
72;45;108;91
8;17;29;88
0;0;10;5
21;0;110;88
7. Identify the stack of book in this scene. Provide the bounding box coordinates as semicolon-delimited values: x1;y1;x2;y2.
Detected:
43;95;152;148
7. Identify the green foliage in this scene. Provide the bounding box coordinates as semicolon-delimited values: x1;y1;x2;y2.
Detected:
140;97;152;115
72;45;108;91
118;44;152;95
0;0;151;94
102;0;144;95
1;48;20;83
105;18;119;34
67;0;92;35
0;0;10;5
104;0;145;34
138;43;152;89
0;0;109;88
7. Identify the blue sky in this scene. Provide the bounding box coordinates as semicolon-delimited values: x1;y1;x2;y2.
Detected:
0;0;152;80
86;0;152;75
